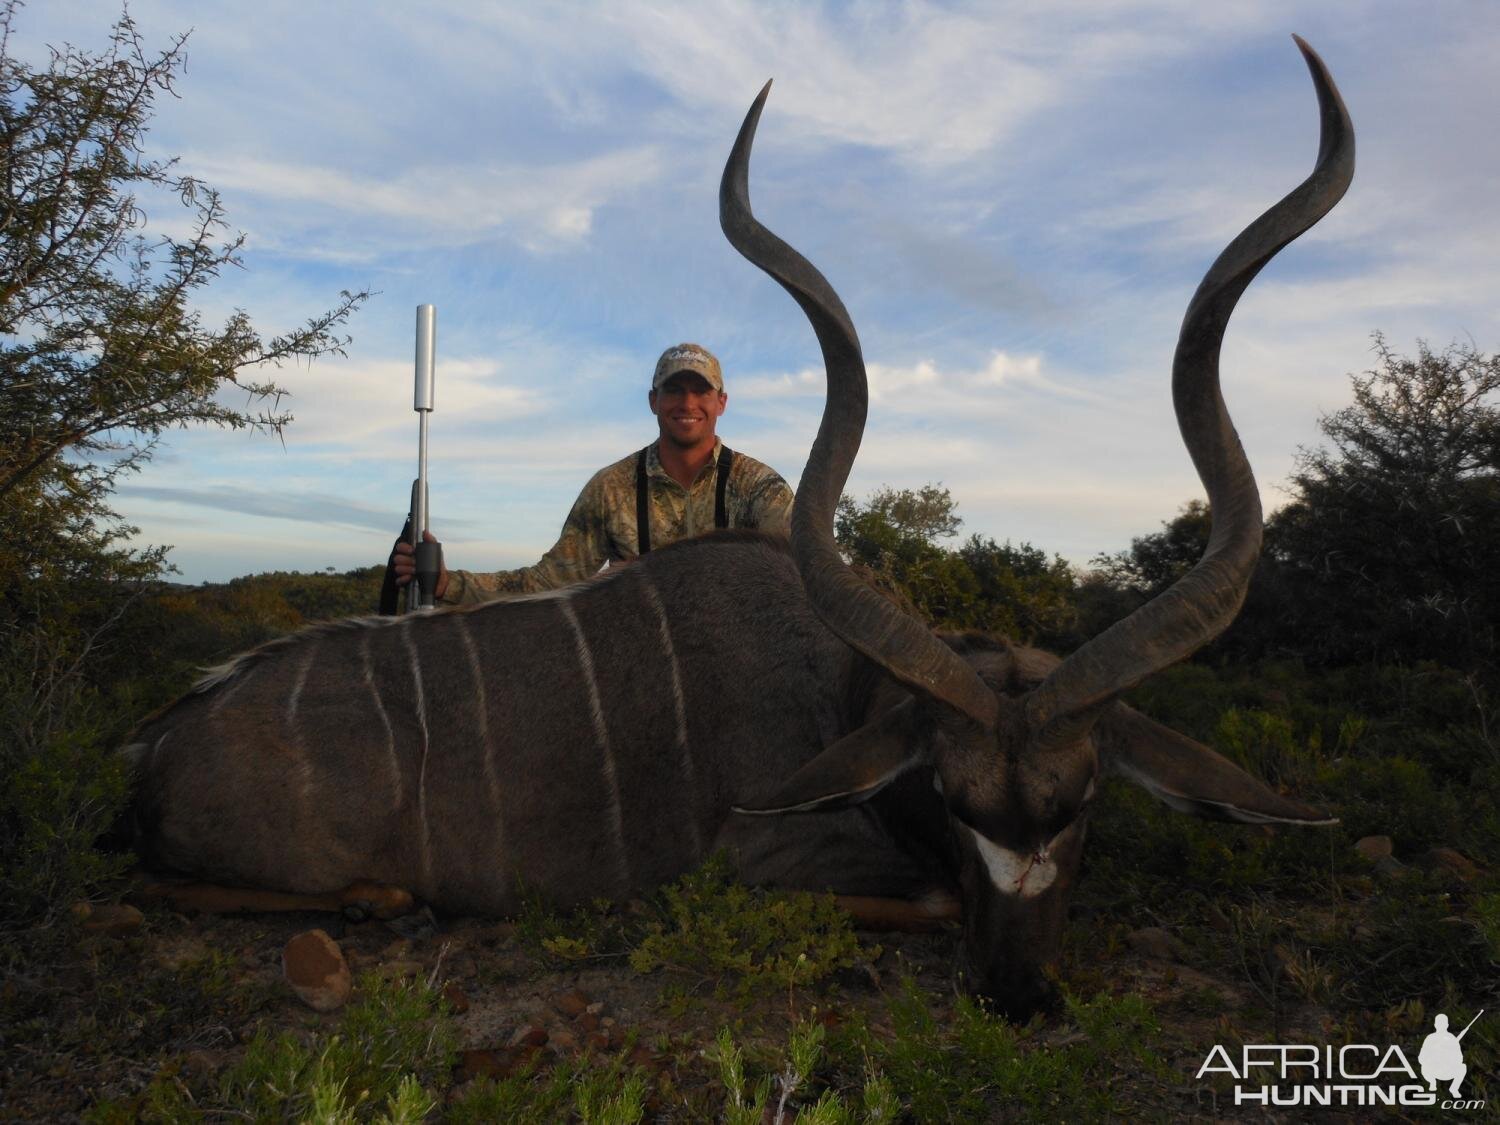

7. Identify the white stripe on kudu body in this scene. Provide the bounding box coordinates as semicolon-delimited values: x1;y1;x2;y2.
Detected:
285;641;318;811
454;614;508;871
560;599;631;893
149;729;170;773
965;826;1058;899
286;644;315;725
360;631;403;807
638;572;702;854
400;626;436;895
207;668;251;716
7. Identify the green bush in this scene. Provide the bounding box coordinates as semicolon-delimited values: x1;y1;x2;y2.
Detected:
628;853;874;1002
448;1054;648;1124
827;978;1170;1122
89;972;457;1123
0;726;133;926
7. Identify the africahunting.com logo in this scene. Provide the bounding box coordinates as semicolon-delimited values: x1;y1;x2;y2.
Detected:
1196;1010;1485;1110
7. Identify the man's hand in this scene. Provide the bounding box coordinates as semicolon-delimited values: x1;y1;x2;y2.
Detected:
391;530;449;599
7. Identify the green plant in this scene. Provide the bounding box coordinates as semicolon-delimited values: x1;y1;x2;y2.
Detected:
207;972;456;1122
448;1054;649;1124
628;853;874;1004
713;1021;899;1125
826;977;1171;1122
1473;892;1500;961
513;884;632;967
1214;707;1320;791
0;728;133;926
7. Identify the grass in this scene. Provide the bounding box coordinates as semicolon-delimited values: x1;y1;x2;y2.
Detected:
693;978;1174;1122
447;1054;650;1124
85;972;457;1123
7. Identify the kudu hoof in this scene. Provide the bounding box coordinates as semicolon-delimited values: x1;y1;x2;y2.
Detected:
338;881;416;920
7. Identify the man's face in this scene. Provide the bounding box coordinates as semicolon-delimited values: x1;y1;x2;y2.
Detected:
649;372;728;449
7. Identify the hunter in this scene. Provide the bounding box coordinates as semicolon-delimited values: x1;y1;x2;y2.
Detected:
391;342;794;603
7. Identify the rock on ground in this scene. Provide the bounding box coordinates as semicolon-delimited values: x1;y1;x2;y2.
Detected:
282;929;353;1012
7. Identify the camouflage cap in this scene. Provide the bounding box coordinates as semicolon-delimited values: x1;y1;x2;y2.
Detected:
652;342;724;393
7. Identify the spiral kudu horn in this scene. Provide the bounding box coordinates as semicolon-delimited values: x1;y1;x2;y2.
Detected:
1026;36;1354;750
719;81;999;727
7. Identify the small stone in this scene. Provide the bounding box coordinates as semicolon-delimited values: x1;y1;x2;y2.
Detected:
553;987;590;1017
69;901;93;924
585;1000;605;1015
457;1048;505;1080
585;1031;610;1052
1418;847;1486;881
548;1028;579;1055
81;903;144;937
509;1023;549;1048
442;983;470;1014
1354;835;1393;861
600;1016;616;1028
457;1046;539;1081
1126;926;1187;962
475;921;517;945
384;905;439;941
576;1011;600;1033
179;1050;219;1077
282;929;353;1012
1174;966;1246;1008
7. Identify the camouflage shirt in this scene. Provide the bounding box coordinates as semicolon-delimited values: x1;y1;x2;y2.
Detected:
440;439;793;604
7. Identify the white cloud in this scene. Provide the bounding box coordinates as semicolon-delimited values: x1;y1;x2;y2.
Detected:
733;351;1084;412
210;355;546;457
184;147;664;257
574;0;1294;169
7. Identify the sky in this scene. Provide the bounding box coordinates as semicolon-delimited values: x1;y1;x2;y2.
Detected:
15;1;1500;584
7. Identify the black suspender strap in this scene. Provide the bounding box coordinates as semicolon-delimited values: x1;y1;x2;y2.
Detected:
636;446;652;555
714;445;734;529
637;444;736;555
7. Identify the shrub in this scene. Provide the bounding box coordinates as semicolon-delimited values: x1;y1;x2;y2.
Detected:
628;853;874;1003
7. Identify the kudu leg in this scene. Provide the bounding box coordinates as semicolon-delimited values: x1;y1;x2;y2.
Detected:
834;889;961;933
132;877;416;920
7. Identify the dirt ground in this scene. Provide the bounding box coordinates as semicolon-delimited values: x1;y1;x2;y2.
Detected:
1;891;1369;1123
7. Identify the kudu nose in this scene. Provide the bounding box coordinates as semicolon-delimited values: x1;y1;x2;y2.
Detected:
958;951;1063;1023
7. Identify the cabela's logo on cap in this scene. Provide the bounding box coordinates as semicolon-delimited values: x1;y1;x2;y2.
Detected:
652;342;723;392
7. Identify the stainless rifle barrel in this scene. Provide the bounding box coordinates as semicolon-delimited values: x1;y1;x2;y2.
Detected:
413;304;436;541
410;304;438;611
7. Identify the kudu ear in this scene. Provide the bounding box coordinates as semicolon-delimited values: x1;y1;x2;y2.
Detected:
1096;703;1337;826
733;700;923;815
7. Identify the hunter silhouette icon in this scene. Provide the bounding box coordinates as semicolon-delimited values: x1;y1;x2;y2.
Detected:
1420;1011;1483;1097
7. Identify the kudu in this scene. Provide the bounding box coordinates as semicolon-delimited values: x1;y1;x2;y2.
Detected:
125;38;1351;1020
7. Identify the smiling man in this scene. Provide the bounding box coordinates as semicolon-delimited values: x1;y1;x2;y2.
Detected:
392;343;794;603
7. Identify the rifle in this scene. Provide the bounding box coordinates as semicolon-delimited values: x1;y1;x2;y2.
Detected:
379;305;441;614
1456;1009;1484;1041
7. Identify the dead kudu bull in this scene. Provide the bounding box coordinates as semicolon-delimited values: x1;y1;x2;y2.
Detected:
126;40;1352;1020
